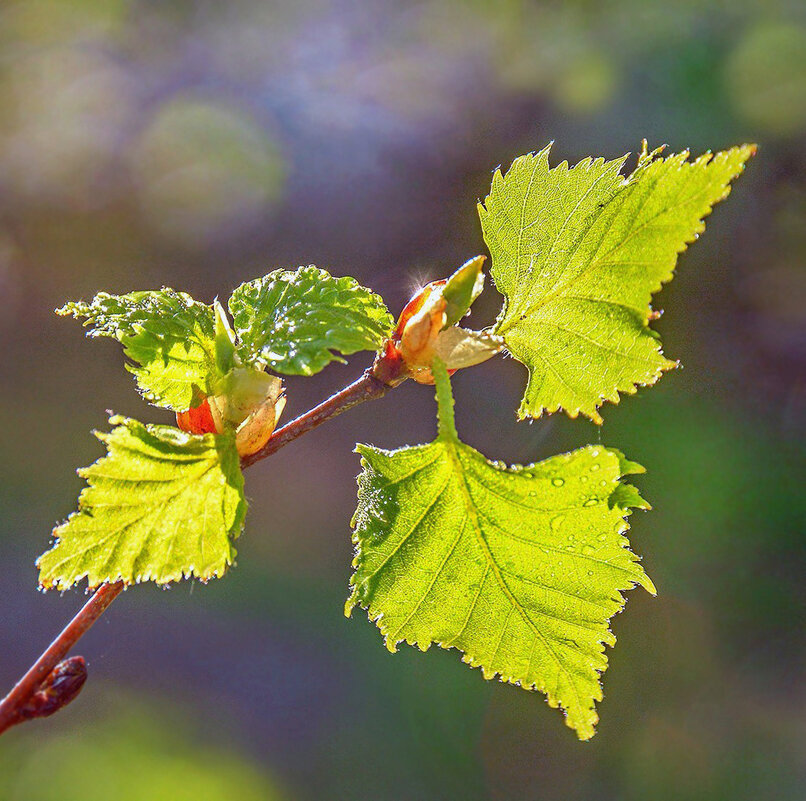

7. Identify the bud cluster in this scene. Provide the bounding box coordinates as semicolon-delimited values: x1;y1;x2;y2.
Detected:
176;301;286;457
372;255;502;386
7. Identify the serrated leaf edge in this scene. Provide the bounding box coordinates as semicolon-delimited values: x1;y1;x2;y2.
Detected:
37;416;246;591
479;143;756;423
346;440;654;739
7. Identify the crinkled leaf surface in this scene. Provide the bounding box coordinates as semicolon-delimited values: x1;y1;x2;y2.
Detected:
347;362;654;740
478;143;755;422
59;290;217;411
38;416;246;590
228;266;393;375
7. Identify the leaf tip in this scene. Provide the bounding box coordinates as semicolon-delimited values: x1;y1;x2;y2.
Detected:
613;450;646;476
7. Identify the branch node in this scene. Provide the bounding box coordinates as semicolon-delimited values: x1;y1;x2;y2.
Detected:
19;656;88;722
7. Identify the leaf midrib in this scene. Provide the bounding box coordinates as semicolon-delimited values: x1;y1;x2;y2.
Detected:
444;439;582;708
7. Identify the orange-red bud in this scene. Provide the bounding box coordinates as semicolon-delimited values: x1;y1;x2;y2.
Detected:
397;283;448;383
371;256;495;386
176;398;218;435
176;369;286;458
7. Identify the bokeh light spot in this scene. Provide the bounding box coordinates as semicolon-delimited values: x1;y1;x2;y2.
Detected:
131;98;286;247
724;22;806;137
0;693;286;801
0;48;136;206
553;51;618;115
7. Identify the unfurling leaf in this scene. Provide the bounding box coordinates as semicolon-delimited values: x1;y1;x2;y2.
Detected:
441;255;486;327
228;266;394;376
479;142;755;422
38;417;247;590
433;327;504;370
58;290;217;412
176;367;286;458
213;298;239;376
392;256;491;384
347;361;653;740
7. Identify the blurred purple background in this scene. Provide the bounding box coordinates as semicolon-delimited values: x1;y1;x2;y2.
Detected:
0;1;804;799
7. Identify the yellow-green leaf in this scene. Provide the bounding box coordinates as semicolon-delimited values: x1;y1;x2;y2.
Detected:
347;362;653;739
479;143;755;422
58;290;218;412
38;417;246;590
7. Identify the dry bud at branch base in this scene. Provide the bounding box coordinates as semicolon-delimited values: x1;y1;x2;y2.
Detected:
18;656;88;721
379;256;502;385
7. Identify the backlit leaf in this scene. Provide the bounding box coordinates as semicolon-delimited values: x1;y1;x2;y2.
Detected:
478;143;755;422
228;266;393;376
347;362;654;739
37;416;246;589
58;290;217;412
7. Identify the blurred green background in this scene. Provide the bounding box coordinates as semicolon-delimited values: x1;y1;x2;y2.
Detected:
0;1;803;799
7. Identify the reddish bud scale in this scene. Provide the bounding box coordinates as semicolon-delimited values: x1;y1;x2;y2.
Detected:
175;381;287;459
392;280;446;340
370;339;409;386
176;398;218;435
371;280;458;386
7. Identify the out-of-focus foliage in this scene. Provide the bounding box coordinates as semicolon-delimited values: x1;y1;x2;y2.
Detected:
131;99;286;247
724;22;806;137
0;692;285;801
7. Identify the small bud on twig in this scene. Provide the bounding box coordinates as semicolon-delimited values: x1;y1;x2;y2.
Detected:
177;368;287;458
18;656;87;722
373;256;501;385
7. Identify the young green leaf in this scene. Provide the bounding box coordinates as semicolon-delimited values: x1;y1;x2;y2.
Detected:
37;417;247;590
347;361;654;740
58;290;217;412
441;255;486;327
478;143;755;422
228;266;394;376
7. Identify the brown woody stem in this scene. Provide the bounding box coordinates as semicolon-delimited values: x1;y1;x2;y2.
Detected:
0;581;124;734
240;367;391;467
0;362;398;735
